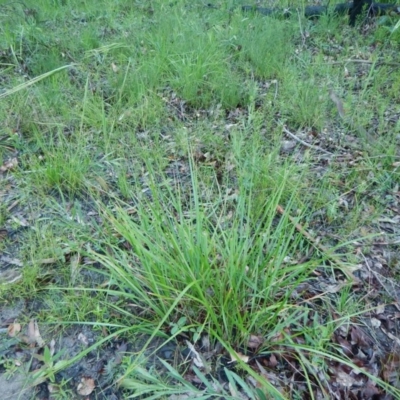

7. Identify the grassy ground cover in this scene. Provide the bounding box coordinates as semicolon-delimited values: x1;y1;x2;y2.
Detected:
1;0;400;398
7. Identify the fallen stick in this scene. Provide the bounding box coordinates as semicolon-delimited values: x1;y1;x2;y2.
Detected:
282;126;333;155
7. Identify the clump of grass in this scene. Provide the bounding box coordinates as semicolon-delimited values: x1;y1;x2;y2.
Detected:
142;9;247;109
20;129;93;196
94;163;306;332
232;15;297;79
62;150;391;398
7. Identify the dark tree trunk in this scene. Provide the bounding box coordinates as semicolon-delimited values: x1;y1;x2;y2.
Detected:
349;0;371;25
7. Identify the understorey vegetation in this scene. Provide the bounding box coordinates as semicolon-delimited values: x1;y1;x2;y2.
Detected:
1;0;400;399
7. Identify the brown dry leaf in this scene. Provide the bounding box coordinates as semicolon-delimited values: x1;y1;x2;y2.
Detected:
376;303;385;314
77;332;89;346
381;326;400;346
114;342;128;365
0;157;18;172
350;326;371;348
0;228;8;240
336;370;356;387
322;282;347;293
370;318;381;328
361;381;381;398
382;353;400;383
7;322;21;337
47;383;57;394
248;334;264;350
334;335;353;357
111;62;118;73
255;360;283;388
382;352;400;384
186;341;210;372
229;351;249;364
268;354;278;368
27;320;45;347
77;377;95;396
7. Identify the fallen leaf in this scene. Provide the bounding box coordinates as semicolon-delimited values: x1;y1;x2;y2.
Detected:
186;341;210;372
336;370;356;387
376;304;385;314
0;228;8;240
381;326;400;346
268;354;279;368
322;282;346;293
8;322;21;337
229;351;249;364
0;157;18;172
334;334;353;357
111;62;118;72
77;332;89;346
77;377;95;396
255;360;282;388
248;334;264;350
370;318;381;328
382;352;400;384
48;383;57;393
114;342;127;365
27;320;45;347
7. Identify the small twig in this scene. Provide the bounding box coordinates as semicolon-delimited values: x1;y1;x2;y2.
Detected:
282;126;332;155
7;199;20;212
314;59;400;68
276;205;358;282
372;240;400;246
314;59;373;65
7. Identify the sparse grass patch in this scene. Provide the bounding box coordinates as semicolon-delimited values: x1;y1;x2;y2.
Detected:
21;137;92;196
